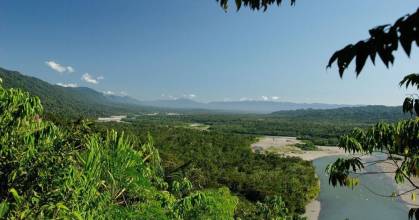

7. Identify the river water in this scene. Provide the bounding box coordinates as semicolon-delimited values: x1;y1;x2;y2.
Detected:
313;156;408;220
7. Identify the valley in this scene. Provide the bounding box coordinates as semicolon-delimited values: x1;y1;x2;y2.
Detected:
0;67;416;219
3;1;419;219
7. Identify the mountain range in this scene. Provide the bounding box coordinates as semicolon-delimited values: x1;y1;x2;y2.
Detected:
142;99;353;113
0;67;147;117
0;67;386;116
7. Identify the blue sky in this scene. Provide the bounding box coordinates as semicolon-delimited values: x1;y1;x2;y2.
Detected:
1;0;418;105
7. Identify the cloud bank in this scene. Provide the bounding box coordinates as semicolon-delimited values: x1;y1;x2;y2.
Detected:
81;73;103;84
45;61;74;73
56;83;78;88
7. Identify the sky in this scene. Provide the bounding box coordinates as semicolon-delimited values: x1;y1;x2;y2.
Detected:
1;0;419;105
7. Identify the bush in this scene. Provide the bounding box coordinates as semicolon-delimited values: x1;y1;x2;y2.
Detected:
295;140;317;151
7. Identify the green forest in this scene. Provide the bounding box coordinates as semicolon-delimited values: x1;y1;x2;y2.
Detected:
0;79;320;219
0;68;412;219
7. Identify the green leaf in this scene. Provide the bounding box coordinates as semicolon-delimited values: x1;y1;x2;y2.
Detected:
9;188;22;204
0;201;9;219
72;211;84;220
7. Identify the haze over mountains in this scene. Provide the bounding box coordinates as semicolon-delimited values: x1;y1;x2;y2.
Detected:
142;99;353;113
0;67;385;115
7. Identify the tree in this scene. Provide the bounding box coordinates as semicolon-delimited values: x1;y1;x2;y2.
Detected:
217;1;419;77
0;81;240;219
218;1;419;218
327;9;419;77
325;76;419;219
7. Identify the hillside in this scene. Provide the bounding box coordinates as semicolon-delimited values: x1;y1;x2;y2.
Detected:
0;67;145;118
208;101;351;113
271;105;408;123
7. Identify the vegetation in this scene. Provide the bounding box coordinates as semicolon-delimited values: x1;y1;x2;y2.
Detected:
96;121;319;218
218;1;419;79
0;82;249;219
124;105;407;146
327;8;419;76
295;141;317;151
0;78;318;219
326;76;419;219
216;0;295;11
316;2;419;219
218;2;419;218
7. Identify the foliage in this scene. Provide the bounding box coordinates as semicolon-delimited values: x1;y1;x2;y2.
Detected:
326;76;419;219
295;140;317;151
174;187;238;220
401;74;419;117
255;196;290;220
0;82;240;219
327;8;419;76
97;120;318;218
218;0;419;78
124;105;407;146
216;0;295;11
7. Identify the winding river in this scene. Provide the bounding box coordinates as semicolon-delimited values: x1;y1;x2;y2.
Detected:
314;156;408;220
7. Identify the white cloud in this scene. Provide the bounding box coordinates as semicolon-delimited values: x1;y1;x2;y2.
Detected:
56;82;78;88
103;90;115;95
261;96;269;101
81;73;103;84
161;94;178;100
45;61;74;73
183;94;196;99
46;61;66;73
271;96;280;101
120;91;128;96
240;97;251;101
67;66;75;73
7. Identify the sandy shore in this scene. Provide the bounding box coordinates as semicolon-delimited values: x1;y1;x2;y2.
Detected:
284;146;346;161
251;136;347;220
251;136;346;161
375;160;419;209
303;200;321;220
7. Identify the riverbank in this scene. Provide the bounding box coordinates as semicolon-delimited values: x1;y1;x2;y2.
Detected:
303;199;321;220
251;136;347;220
251;136;346;161
375;159;419;209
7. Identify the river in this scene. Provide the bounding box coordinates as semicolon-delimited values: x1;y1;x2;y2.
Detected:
314;156;408;220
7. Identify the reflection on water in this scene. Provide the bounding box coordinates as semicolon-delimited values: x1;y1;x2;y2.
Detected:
313;156;408;220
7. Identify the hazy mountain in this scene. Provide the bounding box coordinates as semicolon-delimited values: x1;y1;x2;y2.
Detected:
207;101;352;113
271;105;407;123
140;98;207;110
138;99;353;113
0;67;386;115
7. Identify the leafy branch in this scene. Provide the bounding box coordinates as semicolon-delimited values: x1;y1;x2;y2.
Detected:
216;0;295;11
327;8;419;77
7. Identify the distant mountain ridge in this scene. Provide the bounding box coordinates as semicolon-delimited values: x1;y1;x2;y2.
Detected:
0;67;145;117
140;99;354;113
207;101;353;113
271;105;407;123
0;67;398;116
